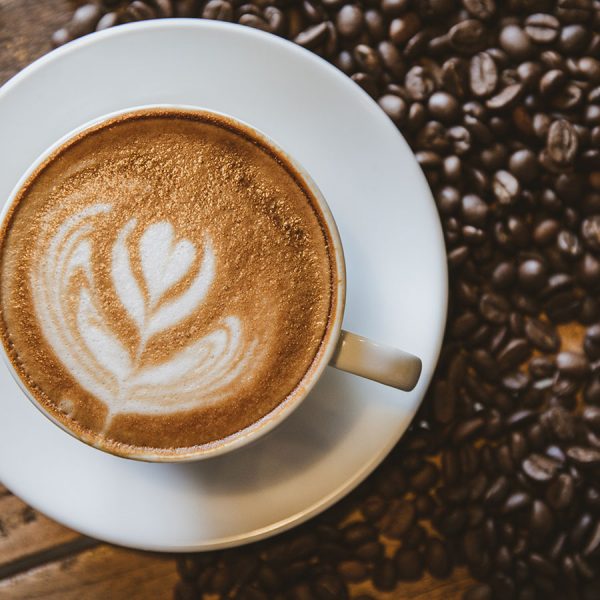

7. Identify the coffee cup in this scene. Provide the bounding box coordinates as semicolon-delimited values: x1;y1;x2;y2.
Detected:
0;106;421;461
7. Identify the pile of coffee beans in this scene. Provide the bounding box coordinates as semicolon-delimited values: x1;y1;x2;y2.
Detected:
54;1;600;598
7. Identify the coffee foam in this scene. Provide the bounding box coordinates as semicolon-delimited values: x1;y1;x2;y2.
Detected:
0;110;336;456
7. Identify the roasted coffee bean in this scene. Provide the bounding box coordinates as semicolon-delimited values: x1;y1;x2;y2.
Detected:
497;339;531;371
518;259;547;291
378;94;407;125
502;491;532;514
530;500;555;543
372;559;396;591
380;499;416;539
546;473;575;510
484;475;510;506
524;317;559;352
493;170;520;206
509;149;537;184
395;549;424;580
295;23;329;49
354;540;384;562
469;52;497;97
453;417;485;443
449;19;486;54
567;446;600;467
480;292;510;324
342;522;377;547
500;25;533;60
547;120;579;168
425;538;452;578
486;83;523;110
336;5;363;39
405;66;437;101
525;13;560;44
522;453;560;482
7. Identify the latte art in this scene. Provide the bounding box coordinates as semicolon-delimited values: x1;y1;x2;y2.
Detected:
31;203;256;422
0;109;337;457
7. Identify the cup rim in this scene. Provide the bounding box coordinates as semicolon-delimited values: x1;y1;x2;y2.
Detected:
0;104;347;462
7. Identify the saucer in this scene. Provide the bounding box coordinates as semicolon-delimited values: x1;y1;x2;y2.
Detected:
0;20;447;551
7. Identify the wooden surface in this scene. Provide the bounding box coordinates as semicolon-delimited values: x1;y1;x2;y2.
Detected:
0;1;472;597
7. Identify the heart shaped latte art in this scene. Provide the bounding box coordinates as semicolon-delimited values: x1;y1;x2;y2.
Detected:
30;204;257;422
140;222;196;307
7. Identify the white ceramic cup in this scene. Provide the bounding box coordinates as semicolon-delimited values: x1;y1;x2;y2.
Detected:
0;106;421;461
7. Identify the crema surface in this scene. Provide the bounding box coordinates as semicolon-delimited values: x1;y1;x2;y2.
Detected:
0;110;336;457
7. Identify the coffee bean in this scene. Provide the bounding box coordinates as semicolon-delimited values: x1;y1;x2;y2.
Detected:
425;538;452;578
493;170;520;206
355;541;384;562
389;13;420;45
378;94;407;125
380;499;415;539
342;522;377;547
522;453;560;482
583;520;600;557
567;446;600;467
469;52;498;97
381;0;409;18
556;232;583;261
525;13;560;44
500;25;533;60
530;500;555;543
560;24;590;55
428;92;460;123
508;149;537;184
313;573;347;600
372;558;396;591
524;317;560;352
378;42;405;79
395;549;424;580
336;5;363;39
547;120;579;167
449;19;486;54
486;83;523;110
410;462;439;491
461;0;495;20
295;23;329;49
360;495;387;522
484;475;510;506
69;3;102;37
503;491;532;514
405;66;437;101
581;216;600;252
202;0;234;20
453;417;485;443
497;339;531;371
546;473;575;510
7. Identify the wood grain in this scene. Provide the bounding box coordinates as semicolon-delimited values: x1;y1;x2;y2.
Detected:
351;569;474;599
0;495;80;566
0;0;75;85
0;545;179;600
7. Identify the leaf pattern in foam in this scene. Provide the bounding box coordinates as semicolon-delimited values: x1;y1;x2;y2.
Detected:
111;219;146;330
132;316;242;387
77;288;132;382
140;222;197;307
145;235;216;339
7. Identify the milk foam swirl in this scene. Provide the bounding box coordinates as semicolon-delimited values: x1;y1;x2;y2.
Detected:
30;203;256;420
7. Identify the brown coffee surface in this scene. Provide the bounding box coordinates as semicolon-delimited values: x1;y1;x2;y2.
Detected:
0;109;336;457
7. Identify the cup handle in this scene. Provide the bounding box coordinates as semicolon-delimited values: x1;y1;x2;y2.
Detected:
329;330;422;391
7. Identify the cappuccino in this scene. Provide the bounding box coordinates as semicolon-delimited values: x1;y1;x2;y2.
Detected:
0;109;337;457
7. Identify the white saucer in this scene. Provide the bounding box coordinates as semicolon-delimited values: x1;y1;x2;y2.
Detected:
0;20;447;551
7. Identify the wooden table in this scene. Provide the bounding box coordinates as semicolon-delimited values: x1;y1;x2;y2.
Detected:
0;2;472;597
